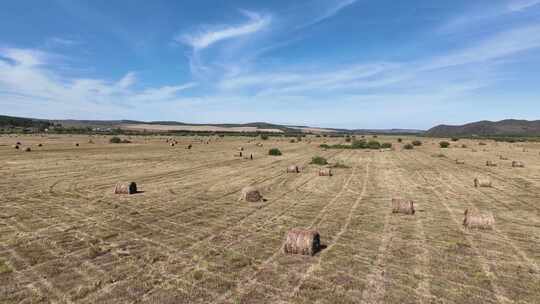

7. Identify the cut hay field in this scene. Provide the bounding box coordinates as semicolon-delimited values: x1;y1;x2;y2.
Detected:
1;135;539;304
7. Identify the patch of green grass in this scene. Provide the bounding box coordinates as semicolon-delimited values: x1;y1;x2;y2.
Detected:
0;259;12;274
311;156;328;165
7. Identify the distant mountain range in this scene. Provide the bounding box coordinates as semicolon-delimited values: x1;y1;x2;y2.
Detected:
425;119;540;137
0;115;424;134
2;114;539;136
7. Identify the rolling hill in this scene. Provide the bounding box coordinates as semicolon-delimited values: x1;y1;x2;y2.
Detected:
426;119;540;137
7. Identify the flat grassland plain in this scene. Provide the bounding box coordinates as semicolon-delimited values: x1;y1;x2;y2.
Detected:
1;135;539;304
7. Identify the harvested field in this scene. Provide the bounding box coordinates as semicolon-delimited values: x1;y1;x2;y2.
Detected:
1;135;540;303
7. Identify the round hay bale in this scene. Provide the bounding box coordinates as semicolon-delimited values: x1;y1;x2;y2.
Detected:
24;147;31;152
463;209;494;229
240;186;262;202
283;228;320;256
391;198;415;215
474;177;491;188
318;168;332;176
37;143;43;147
287;165;300;173
114;182;137;194
512;161;524;168
455;159;465;164
485;160;497;167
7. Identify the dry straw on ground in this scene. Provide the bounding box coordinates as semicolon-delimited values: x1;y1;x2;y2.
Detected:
455;159;465;164
463;208;495;229
283;228;321;256
287;165;300;173
240;186;262;202
486;160;497;167
391;198;415;215
114;182;138;194
318;168;332;176
474;177;492;188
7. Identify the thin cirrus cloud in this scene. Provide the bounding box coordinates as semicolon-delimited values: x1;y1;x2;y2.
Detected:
508;0;540;11
298;0;357;29
217;22;540;98
178;10;271;51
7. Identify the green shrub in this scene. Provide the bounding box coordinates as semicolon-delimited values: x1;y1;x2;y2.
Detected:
403;143;414;150
478;142;486;146
319;144;330;149
289;139;296;143
268;148;282;156
397;138;402;143
109;136;122;143
412;140;422;146
311;156;328;165
451;137;459;141
345;137;351;142
381;142;392;149
261;134;269;140
352;139;367;149
439;141;450;148
367;140;381;149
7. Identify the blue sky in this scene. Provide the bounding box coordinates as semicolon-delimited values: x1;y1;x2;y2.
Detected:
1;0;540;129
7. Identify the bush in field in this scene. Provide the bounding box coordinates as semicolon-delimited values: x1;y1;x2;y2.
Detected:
367;140;381;149
109;136;122;143
439;141;450;148
319;144;330;149
345;137;351;142
451;137;459;141
311;156;328;165
478;142;487;146
381;142;392;149
352;139;367;149
268;148;282;156
397;138;402;143
403;143;414;150
412;140;422;146
261;134;269;140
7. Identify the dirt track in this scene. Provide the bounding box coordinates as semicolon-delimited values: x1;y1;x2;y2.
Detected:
1;135;539;303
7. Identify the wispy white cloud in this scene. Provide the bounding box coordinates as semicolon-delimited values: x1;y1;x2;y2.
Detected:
0;48;196;115
425;24;540;70
179;10;271;51
508;0;540;11
300;0;357;28
218;22;540;98
116;72;137;89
